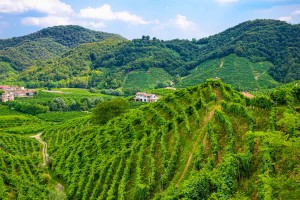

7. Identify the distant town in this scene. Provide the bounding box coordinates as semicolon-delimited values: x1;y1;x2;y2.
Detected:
0;86;35;102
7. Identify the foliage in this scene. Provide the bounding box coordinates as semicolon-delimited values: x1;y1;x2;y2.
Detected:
177;54;278;90
92;98;130;125
2;19;299;91
1;79;300;199
36;111;89;122
0;25;122;70
196;19;300;83
8;101;49;115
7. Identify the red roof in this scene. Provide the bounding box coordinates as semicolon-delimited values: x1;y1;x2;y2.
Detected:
0;86;10;89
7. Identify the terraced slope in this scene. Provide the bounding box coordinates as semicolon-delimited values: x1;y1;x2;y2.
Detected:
39;79;300;199
0;132;52;199
178;54;278;90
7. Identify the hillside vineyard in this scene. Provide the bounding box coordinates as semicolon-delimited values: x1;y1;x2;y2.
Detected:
0;18;300;199
1;79;300;199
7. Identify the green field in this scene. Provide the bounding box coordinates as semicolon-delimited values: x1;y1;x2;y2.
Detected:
178;54;278;90
123;67;173;91
0;105;23;116
16;88;108;104
36;111;89;122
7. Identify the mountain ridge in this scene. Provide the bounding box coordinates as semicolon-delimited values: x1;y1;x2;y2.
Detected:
1;19;299;91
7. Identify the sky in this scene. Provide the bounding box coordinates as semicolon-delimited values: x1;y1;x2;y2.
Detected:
0;0;300;40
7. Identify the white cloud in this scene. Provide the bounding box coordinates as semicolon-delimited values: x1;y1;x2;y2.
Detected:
21;15;106;29
79;4;148;25
292;10;300;15
152;15;203;39
170;15;198;31
278;16;292;22
215;0;239;3
0;0;73;15
276;9;300;23
22;16;72;26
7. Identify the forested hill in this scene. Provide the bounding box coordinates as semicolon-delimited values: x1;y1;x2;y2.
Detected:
0;25;123;71
1;19;300;90
194;19;300;82
0;25;123;50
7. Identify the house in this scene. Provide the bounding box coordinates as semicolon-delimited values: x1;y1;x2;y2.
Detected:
0;86;35;102
133;92;158;102
1;92;14;102
0;86;11;90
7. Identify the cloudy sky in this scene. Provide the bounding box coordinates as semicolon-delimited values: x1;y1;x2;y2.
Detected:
0;0;300;40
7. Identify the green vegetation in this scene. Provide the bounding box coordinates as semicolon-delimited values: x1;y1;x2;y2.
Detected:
124;68;173;91
0;132;53;199
92;97;130;125
178;54;278;90
2;19;299;91
1;18;300;199
195;19;300;83
0;25;123;71
1;79;298;199
36;111;89;122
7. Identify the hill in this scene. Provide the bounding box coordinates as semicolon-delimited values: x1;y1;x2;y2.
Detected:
194;19;300;83
12;19;299;91
1;19;300;91
0;25;123;71
177;54;278;90
1;79;299;199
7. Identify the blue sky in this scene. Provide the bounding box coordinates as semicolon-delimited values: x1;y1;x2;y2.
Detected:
0;0;300;40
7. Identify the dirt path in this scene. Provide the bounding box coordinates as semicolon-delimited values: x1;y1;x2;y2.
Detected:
30;133;49;166
219;60;224;69
176;107;217;187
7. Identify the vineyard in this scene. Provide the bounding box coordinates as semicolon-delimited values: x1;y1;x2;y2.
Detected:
124;68;173;91
178;54;279;90
0;132;53;199
0;79;299;199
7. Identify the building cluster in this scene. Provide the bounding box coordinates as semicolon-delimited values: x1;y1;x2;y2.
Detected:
133;92;158;102
0;86;35;102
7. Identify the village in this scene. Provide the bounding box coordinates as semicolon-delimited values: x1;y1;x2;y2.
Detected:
0;86;35;102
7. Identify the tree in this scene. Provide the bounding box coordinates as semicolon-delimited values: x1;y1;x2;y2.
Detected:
92;98;129;125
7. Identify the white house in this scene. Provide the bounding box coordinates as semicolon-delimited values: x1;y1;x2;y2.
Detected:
133;92;158;102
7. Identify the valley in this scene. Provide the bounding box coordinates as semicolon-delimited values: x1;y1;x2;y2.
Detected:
0;19;300;199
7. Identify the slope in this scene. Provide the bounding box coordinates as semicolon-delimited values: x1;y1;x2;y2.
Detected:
195;19;300;82
13;19;300;91
0;25;123;71
36;79;300;199
178;54;278;90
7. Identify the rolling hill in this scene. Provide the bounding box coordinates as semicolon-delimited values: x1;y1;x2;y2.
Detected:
1;19;300;92
1;79;299;199
0;25;123;71
177;54;278;90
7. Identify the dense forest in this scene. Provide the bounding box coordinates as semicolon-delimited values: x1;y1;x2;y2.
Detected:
0;19;299;91
0;79;299;199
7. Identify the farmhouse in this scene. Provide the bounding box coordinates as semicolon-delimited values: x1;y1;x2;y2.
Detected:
1;86;35;102
133;92;158;102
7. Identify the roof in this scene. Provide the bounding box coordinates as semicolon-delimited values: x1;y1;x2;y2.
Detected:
0;86;10;89
136;92;156;97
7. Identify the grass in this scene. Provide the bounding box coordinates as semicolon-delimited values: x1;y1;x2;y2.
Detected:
177;54;278;91
124;68;173;91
